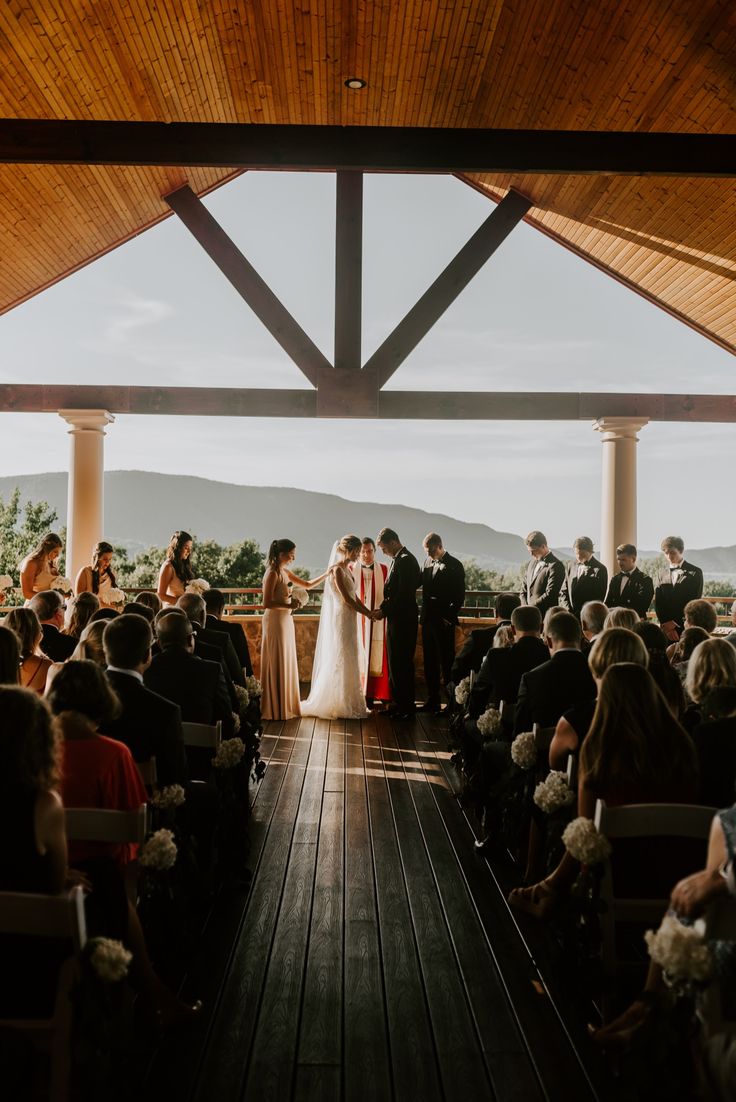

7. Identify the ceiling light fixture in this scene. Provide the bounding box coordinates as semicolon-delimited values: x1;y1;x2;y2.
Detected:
344;77;367;90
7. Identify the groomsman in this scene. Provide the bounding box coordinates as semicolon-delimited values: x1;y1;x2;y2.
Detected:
420;532;466;713
519;531;565;615
558;536;608;618
605;543;654;618
654;535;704;641
376;527;422;719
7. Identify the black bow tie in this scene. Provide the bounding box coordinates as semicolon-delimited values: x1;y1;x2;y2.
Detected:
621;572;632;577
362;564;374;570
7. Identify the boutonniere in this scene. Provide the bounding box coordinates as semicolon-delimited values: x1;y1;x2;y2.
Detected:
436;563;446;571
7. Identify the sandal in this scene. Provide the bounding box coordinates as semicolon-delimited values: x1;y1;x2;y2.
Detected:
508;879;561;917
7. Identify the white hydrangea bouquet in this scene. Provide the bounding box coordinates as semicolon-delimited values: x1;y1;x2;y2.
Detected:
477;705;502;739
534;770;575;813
245;675;262;698
562;817;611;864
139;827;178;870
510;731;537;770
51;576;73;595
149;784;186;810
455;676;471;707
290;585;309;609
0;574;14;590
234;685;250;711
186;578;210;596
87;937;132;983
107;587;126;607
213;737;246;769
645;914;713;991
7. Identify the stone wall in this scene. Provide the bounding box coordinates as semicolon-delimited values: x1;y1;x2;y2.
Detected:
232;614;484;685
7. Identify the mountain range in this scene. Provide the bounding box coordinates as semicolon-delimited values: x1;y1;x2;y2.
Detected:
2;470;736;578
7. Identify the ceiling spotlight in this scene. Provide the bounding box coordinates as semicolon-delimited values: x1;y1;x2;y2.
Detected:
344;77;367;90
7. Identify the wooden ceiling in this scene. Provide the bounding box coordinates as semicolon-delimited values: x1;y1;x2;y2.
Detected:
1;0;735;355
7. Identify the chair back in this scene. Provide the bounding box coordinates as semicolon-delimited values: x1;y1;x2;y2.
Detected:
0;886;86;952
565;752;578;790
182;720;222;749
532;722;556;755
136;757;158;787
64;805;148;845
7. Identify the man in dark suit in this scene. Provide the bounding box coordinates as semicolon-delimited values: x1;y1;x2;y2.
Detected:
467;605;548;721
605;543;654;619
451;593;521;684
144;611;235;737
28;590;78;662
654;536;704;641
559;536;608;619
177;593;246;688
101;613;187;786
519;531;565;616
514;611;596;734
375;527;422;718
420;532;466;713
203;588;253;677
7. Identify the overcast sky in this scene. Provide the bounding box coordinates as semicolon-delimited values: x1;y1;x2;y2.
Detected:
2;171;735;549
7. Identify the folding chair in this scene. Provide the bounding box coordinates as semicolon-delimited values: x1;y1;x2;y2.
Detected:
181;720;222;749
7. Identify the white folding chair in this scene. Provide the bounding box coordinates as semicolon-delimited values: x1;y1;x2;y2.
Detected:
532;721;556;757
182;720;222;749
0;886;87;1102
64;806;148;904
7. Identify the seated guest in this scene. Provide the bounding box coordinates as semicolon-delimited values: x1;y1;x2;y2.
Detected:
63;591;99;639
18;533;63;601
559;537;608;619
467;605;547;720
580;600;608;644
665;598;718;663
28;590;77;662
493;624;514;649
74;541;119;610
542;605;565;637
135;590;162;616
671;626;710;683
726;600;736;650
685;640;736;799
604;606;639;631
101;614;187;786
144;612;235;737
177;592;245;688
203;587;253;676
605;543;653;618
451;592;521;684
121;601;155;623
519;531;565;615
89;607;119;624
4;607;52;693
70;620;108;666
514;611;595;734
655;536;704;642
634;620;686;719
549;628;649;768
0;625;20;685
684;638;736;728
510;664;698;916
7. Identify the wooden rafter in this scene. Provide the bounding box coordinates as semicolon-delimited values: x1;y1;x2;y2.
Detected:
2;120;736;176
334;172;363;372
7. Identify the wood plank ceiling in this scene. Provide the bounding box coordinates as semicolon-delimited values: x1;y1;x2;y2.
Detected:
0;0;734;355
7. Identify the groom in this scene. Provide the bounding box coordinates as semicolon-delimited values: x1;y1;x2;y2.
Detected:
375;527;422;719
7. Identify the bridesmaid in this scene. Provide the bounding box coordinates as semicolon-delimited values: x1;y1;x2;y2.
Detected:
19;533;63;601
74;541;118;609
157;531;194;606
261;539;322;721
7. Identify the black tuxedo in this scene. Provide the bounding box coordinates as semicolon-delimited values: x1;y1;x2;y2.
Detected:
205;614;253;677
451;625;498;683
605;568;654;618
144;647;235;738
514;649;595;735
559;557;608;618
40;623;77;662
380;547;422;712
654;561;704;631
421;552;465;707
520;553;565;615
102;670;187;786
197;624;245;688
468;635;549;718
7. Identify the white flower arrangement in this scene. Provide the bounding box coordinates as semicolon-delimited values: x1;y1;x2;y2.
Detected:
149;784;186;810
88;937;132;983
51;576;73;594
213;737;246;769
245;675;262;698
533;770;575;813
185;578;210;596
106;587;126;606
232;711;241;734
0;574;13;589
455;676;471;707
139;827;178;870
562;817;612;865
290;585;309;609
234;684;250;710
645;914;712;985
476;705;502;739
510;731;537;770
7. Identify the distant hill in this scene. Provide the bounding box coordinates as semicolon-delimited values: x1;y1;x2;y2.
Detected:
0;471;528;573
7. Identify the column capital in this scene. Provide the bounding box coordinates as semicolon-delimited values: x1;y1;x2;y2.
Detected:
593;415;649;440
59;408;115;433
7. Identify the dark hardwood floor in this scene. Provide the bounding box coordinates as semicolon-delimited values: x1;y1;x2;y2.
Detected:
185;713;607;1102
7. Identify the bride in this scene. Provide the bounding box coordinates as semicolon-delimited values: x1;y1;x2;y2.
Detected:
301;535;376;719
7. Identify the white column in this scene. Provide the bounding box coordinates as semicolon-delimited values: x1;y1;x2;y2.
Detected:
594;416;649;575
59;409;115;582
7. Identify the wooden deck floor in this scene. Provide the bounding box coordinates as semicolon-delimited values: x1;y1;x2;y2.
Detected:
188;714;604;1102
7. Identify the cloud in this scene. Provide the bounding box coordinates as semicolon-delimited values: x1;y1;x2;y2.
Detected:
104;293;175;345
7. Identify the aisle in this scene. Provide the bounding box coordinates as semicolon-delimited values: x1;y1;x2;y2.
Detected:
189;714;602;1102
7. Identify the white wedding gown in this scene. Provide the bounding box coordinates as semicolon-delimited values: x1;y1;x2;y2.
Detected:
301;565;370;719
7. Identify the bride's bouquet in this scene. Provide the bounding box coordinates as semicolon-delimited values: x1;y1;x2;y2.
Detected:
290;585;309;609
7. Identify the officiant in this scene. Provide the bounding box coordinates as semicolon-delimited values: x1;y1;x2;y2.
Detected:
420;532;466;713
350;538;391;707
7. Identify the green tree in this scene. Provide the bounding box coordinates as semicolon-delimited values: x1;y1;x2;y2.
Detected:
0;490;61;600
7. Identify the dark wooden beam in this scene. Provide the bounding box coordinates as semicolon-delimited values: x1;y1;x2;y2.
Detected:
165;185;327;388
0;385;317;418
366;190;532;387
2;120;736;175
334;172;363;371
